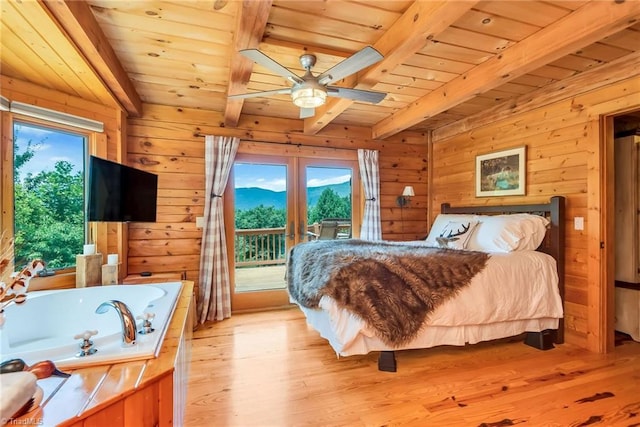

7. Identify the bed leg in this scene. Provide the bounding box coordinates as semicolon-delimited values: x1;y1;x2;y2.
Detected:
524;329;556;350
378;351;397;372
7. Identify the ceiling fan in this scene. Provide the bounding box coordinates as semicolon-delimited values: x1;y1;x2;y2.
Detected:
229;46;387;119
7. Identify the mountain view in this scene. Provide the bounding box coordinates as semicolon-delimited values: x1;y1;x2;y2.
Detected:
235;181;351;210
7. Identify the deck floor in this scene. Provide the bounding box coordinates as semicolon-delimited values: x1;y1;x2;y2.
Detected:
234;264;287;292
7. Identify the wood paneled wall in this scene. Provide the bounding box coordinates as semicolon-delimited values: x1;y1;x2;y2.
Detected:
430;55;640;351
127;104;428;297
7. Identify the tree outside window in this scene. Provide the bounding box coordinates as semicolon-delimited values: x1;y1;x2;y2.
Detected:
13;122;86;269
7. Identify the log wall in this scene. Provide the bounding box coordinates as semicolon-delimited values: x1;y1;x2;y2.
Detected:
430;55;640;350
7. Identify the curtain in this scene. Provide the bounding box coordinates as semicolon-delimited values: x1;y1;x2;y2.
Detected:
197;135;240;323
358;149;382;240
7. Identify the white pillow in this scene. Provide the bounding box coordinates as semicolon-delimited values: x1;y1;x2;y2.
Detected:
425;214;478;249
466;214;550;252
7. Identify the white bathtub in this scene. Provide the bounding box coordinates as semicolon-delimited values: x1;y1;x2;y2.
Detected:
0;282;182;369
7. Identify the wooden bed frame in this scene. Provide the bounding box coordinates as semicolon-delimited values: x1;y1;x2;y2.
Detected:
378;195;566;372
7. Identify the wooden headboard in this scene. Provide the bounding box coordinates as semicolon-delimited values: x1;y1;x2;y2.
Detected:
440;196;565;343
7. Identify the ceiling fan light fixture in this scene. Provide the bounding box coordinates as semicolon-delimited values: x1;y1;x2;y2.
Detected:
291;87;327;108
234;47;386;109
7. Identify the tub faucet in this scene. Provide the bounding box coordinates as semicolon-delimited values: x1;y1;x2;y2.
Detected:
95;300;137;346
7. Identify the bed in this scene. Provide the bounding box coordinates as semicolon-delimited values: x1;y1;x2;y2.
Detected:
287;196;565;371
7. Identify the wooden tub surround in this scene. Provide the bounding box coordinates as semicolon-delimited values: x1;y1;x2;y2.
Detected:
13;281;194;427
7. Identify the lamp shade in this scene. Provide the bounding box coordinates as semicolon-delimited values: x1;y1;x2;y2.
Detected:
291;87;327;108
402;186;415;197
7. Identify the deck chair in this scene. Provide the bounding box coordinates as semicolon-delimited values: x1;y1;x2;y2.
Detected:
317;219;339;240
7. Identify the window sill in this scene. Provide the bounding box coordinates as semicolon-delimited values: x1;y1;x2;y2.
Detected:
29;271;76;291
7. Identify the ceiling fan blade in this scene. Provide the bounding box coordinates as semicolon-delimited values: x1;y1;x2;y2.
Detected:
239;49;304;84
228;88;292;100
316;46;383;85
327;87;386;104
299;107;315;119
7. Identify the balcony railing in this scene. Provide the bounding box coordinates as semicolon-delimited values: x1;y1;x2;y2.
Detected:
234;227;287;267
234;222;351;267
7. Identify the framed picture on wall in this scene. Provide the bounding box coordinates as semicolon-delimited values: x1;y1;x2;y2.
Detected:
475;146;526;197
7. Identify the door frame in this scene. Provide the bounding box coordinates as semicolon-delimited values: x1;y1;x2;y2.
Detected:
227;153;296;312
601;109;640;352
600;115;616;353
227;141;360;312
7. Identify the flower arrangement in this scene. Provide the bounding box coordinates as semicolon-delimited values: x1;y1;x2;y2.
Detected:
0;232;45;327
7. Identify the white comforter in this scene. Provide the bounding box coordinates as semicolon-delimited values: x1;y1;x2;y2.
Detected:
296;249;563;356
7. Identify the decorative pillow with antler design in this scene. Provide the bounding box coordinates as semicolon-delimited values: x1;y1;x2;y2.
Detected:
426;214;474;248
425;216;479;250
435;220;479;249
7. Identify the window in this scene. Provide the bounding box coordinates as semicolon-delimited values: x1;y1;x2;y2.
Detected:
12;121;87;269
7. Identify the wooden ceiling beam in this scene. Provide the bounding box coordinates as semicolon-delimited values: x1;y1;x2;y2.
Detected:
224;0;273;128
372;0;640;140
40;0;143;117
434;49;640;142
303;0;477;135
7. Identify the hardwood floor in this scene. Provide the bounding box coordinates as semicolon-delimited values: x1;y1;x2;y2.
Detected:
185;308;640;427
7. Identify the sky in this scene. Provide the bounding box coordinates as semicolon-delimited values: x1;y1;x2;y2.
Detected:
234;163;351;192
14;122;85;178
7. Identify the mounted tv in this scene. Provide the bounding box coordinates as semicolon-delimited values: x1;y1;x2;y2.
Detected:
88;156;158;222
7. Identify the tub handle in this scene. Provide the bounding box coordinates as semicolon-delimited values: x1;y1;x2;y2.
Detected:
136;312;155;335
74;330;98;357
74;330;98;341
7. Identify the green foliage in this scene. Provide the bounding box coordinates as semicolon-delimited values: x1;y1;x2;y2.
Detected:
308;188;351;224
232;188;352;264
233;188;351;232
234;234;286;264
235;205;286;229
13;135;84;269
234;205;287;264
13;139;36;175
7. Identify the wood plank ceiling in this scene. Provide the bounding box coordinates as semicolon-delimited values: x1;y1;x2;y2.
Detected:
1;0;639;139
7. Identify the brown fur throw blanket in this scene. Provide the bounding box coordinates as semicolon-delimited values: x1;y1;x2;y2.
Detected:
287;239;489;347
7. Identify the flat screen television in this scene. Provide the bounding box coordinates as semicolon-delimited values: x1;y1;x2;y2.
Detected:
88;156;158;222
